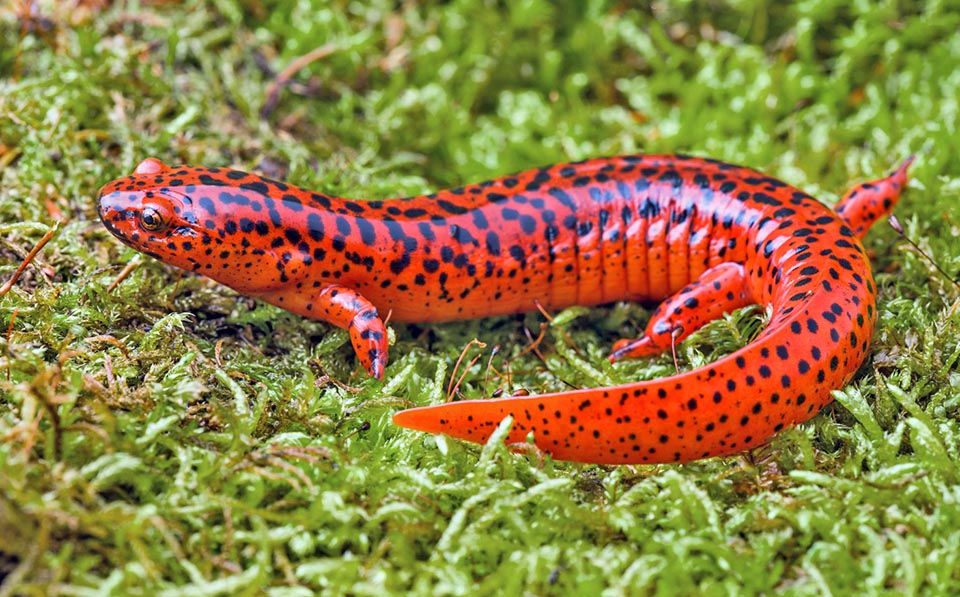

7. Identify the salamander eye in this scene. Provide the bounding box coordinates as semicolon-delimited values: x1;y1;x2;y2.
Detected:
139;206;167;232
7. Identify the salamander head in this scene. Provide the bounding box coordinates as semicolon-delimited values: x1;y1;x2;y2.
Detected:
98;158;198;263
97;158;291;294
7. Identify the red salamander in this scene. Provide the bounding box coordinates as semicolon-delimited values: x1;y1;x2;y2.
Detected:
98;154;911;464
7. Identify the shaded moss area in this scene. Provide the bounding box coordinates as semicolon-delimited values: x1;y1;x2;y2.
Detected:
2;0;960;594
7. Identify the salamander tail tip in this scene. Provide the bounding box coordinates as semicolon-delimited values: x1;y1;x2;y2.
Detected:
392;407;436;433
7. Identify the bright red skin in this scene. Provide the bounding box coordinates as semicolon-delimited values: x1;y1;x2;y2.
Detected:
98;154;911;464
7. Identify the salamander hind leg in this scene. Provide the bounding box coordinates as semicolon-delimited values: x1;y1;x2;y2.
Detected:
610;262;753;361
315;284;389;380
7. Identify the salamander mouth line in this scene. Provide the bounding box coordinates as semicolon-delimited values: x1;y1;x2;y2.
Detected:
97;153;912;464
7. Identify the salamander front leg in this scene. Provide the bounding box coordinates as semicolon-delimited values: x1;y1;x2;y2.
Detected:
316;284;388;380
610;262;753;361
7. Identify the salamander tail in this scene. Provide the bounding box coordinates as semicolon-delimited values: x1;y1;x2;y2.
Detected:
835;156;914;238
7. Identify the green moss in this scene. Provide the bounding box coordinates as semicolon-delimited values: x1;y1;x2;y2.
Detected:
2;0;960;594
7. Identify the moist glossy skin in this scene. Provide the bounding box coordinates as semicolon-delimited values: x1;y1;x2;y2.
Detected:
98;154;911;464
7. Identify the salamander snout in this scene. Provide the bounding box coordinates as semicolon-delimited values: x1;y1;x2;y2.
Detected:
96;187;138;241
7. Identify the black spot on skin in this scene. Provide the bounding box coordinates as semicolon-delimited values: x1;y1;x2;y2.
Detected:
547;187;577;211
486;231;501;256
411;222;432;242
310;193;332;209
283;194;304;211
199;196;216;215
541;223;559;246
525;170;551;192
472;209;490;230
240;181;269;195
520;215;537;234
752;192;781;206
450;224;477;245
307;213;324;241
219;191;250;206
357;219;376;246
384;220;406;242
437;199;468;215
267;209;281;227
638;198;659;218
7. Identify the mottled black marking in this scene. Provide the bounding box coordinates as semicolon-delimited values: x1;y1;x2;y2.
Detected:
451;224;477;245
302;212;323;242
240;181;270;195
638;198;659;218
437;199;469;215
354;219;376;246
390;253;411;275
520;215;537;234
485;231;501;256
